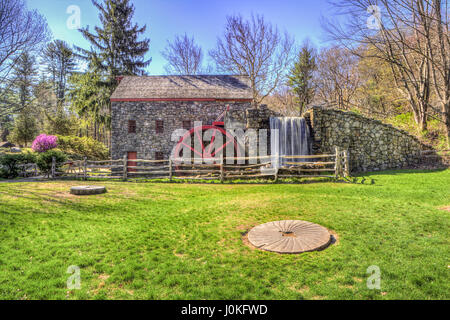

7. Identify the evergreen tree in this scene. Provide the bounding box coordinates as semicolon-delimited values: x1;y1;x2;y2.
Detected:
68;70;110;142
0;115;14;142
71;0;150;142
42;40;77;104
287;42;317;115
76;0;151;80
12;52;38;110
44;106;79;136
9;108;38;146
9;52;39;146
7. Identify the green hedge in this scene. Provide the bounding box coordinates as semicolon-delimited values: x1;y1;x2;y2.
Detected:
35;150;67;177
0;152;37;179
56;135;109;160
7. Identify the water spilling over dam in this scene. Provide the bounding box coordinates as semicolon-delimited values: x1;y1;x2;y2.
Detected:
270;117;311;168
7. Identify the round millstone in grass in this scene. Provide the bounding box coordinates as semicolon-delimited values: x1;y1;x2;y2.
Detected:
70;186;107;195
247;220;331;253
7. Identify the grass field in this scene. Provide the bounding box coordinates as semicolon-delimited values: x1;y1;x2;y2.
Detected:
0;169;449;300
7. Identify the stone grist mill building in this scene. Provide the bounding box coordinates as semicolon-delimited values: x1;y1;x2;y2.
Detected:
110;75;426;173
110;75;254;162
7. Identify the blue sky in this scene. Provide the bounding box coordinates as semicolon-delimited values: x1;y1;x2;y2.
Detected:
27;0;334;75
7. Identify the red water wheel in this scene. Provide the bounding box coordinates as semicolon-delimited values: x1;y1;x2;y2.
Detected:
173;125;241;167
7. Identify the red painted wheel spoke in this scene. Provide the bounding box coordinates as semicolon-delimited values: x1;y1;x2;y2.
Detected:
181;142;203;157
212;138;233;156
207;129;218;155
195;129;205;152
174;125;241;168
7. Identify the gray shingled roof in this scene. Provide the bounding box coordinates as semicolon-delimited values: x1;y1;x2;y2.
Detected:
110;75;253;100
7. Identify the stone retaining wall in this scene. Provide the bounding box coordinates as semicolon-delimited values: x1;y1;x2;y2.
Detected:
304;107;427;172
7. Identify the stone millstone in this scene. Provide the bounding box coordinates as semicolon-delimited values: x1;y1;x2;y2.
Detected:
247;220;331;253
70;186;107;195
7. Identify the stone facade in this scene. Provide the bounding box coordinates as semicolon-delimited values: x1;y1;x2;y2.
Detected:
111;101;251;160
304;107;427;172
225;104;282;130
111;86;429;172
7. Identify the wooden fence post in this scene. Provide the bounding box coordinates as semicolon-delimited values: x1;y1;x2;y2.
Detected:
169;159;173;182
51;157;56;179
343;149;350;177
122;154;128;181
273;153;279;182
334;147;341;179
83;157;87;180
220;155;224;183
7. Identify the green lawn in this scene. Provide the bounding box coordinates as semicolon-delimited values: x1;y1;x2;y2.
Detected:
0;169;449;300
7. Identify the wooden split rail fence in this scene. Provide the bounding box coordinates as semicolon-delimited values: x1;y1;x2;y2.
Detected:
47;147;351;182
15;149;449;181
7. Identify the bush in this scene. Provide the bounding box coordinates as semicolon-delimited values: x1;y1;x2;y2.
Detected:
56;135;109;160
0;152;36;179
32;134;58;152
36;150;67;177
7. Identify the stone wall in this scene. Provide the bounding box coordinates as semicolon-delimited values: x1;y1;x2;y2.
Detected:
111;101;429;172
225;105;282;130
304;107;427;172
111;101;251;160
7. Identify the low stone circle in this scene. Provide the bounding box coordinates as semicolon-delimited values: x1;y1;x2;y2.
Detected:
70;186;107;195
247;220;331;253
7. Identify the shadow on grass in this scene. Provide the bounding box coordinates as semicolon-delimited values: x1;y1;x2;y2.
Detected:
354;168;448;177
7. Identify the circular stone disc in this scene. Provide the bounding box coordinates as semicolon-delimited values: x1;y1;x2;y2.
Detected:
70;186;107;195
247;220;331;253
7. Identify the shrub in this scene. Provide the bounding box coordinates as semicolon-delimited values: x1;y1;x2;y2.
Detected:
36;150;67;177
56;135;109;160
32;134;58;153
0;152;36;179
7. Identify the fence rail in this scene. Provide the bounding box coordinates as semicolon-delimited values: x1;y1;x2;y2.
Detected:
16;148;449;182
44;147;350;182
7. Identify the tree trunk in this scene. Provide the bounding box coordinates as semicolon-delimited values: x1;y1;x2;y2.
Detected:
443;101;450;148
413;111;428;132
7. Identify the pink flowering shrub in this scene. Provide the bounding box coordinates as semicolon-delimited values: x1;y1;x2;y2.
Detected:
31;134;58;153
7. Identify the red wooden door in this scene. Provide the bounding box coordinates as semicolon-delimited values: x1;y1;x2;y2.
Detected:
127;152;137;172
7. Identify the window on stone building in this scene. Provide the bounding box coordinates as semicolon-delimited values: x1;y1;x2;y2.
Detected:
155;120;164;133
155;151;164;161
182;120;192;130
128;120;136;133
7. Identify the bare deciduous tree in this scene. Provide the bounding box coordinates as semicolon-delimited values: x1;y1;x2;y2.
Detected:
0;0;49;81
314;46;361;110
161;34;204;75
324;0;450;145
428;0;450;147
0;0;50;117
264;85;298;116
209;14;295;106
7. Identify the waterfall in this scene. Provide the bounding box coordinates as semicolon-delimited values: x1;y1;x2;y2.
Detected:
270;117;311;168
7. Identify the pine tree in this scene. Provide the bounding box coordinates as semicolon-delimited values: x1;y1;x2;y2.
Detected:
9;108;38;146
287;42;317;115
9;52;39;146
12;52;37;110
68;70;110;141
42;40;77;104
71;0;150;143
76;0;151;80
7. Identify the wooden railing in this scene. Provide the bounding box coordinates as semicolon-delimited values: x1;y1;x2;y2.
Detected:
15;148;449;181
51;147;350;182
